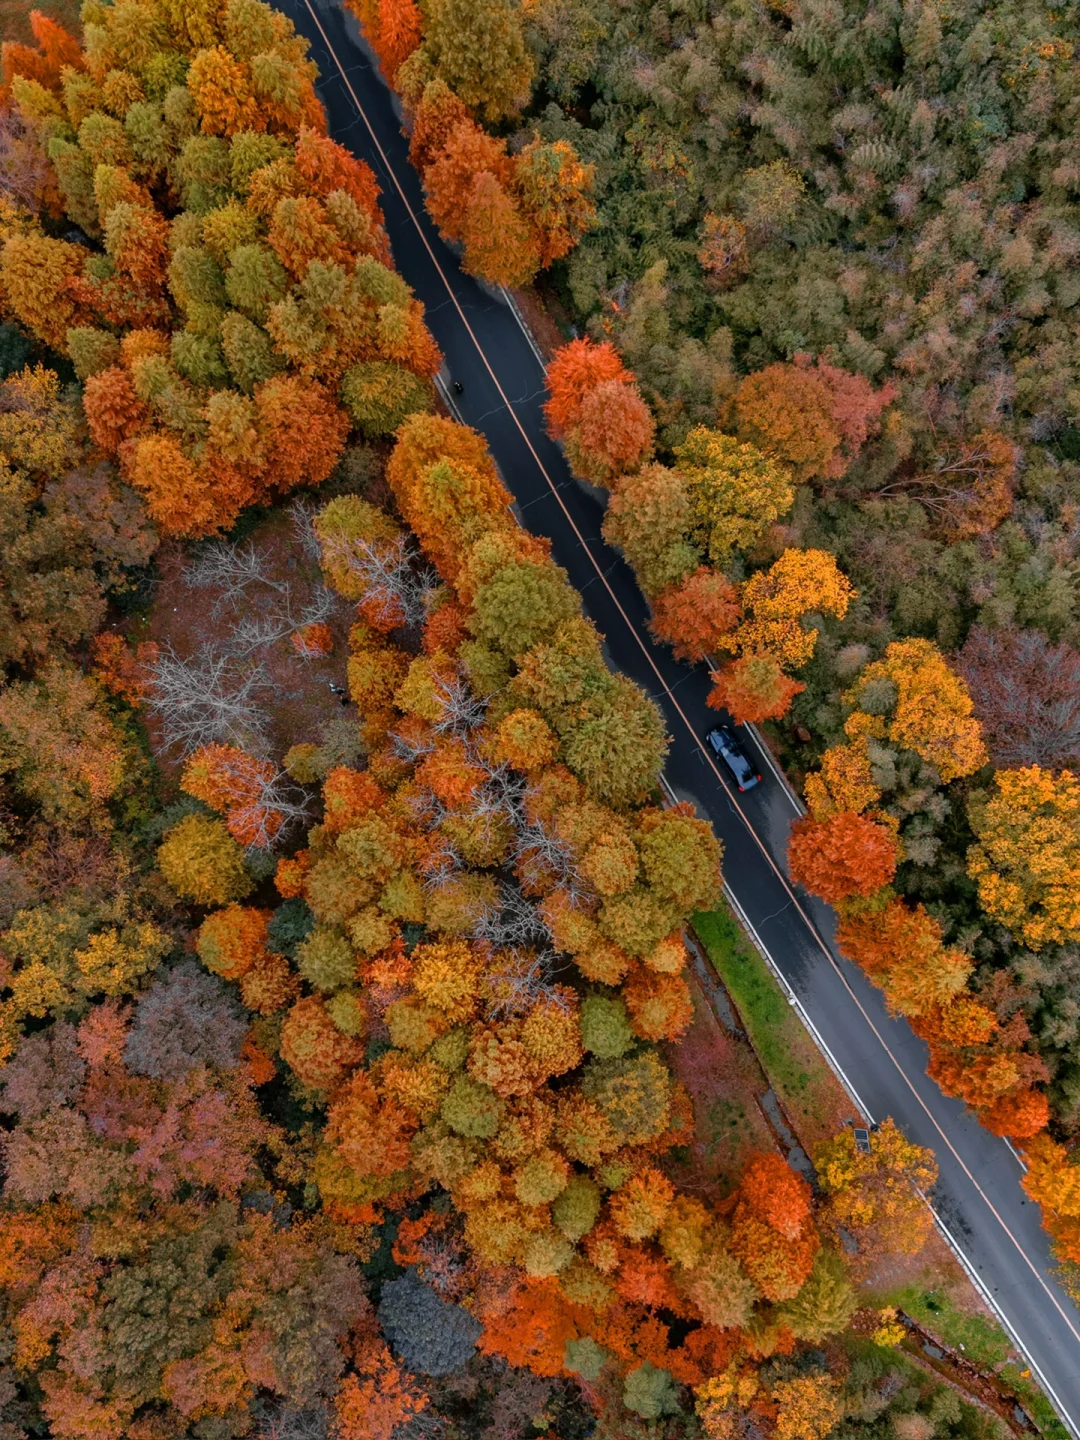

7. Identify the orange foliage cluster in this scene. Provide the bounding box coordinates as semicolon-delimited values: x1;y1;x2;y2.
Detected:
341;0;595;289
708;654;805;726
187;413;871;1407
1022;1134;1080;1265
0;12;80;214
730;1153;818;1301
1;0;443;539
181;743;288;849
544;337;655;487
547;336;866;727
734;354;896;485
787;631;1063;1242
90;632;160;706
836;901;1047;1138
648;567;741;663
292;621;335;657
787;811;897;905
415;95;596;287
1;11;81;107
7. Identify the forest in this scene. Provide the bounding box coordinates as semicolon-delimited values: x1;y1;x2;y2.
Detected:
337;0;1080;1278
0;0;1076;1435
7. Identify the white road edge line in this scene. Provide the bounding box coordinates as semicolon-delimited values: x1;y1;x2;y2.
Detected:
530;308;1079;1431
499;286;550;369
433;371;465;425
722;872;1079;1440
743;719;806;815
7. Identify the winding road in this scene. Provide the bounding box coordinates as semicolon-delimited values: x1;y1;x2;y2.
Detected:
273;1;1080;1425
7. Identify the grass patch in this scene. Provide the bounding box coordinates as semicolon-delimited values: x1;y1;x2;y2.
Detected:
881;1280;1070;1439
703;1096;755;1160
887;1284;1009;1368
692;904;850;1148
694;905;1066;1439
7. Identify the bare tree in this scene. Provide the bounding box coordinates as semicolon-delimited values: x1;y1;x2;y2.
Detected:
224;582;338;657
185;538;284;612
290;497;327;565
430;672;489;736
392;728;437;765
185;529;343;657
320;530;438;632
473;882;548;951
0;108;54;212
147;644;274;757
254;1404;331;1440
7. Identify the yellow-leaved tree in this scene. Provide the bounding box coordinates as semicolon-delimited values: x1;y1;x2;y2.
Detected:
967;766;1080;949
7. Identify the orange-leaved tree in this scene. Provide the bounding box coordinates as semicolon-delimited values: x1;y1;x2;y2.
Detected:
787;811;898;905
708;549;854;722
707;654;806;726
735;354;895;485
648;567;741;662
837;899;973;1017
544;338;653;487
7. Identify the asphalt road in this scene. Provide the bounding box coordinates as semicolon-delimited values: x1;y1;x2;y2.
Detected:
275;0;1080;1423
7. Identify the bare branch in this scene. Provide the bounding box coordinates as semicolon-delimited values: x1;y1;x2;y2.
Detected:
321;532;438;631
147;645;274;757
484;950;560;1019
255;1406;330;1440
290;498;326;565
0;108;54;212
185;539;286;610
206;750;313;849
431;672;488;735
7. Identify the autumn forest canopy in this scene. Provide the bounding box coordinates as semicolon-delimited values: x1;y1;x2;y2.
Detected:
0;0;1079;1434
340;0;1080;1283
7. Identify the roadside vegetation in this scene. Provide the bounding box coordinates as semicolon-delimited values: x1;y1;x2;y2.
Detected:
340;0;1080;1277
0;0;1069;1435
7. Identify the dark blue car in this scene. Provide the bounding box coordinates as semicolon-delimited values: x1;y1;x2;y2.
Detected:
706;725;762;793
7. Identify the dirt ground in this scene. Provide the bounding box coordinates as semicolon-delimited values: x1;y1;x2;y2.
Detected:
509;282;576;358
142;504;363;779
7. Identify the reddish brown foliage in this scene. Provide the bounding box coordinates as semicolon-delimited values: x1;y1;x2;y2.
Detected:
956;625;1080;770
736;1151;813;1240
83;367;147;455
649;567;741;661
544;338;629;437
708;654;805;724
476;1277;581;1376
787;811;897;904
423;119;513;242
